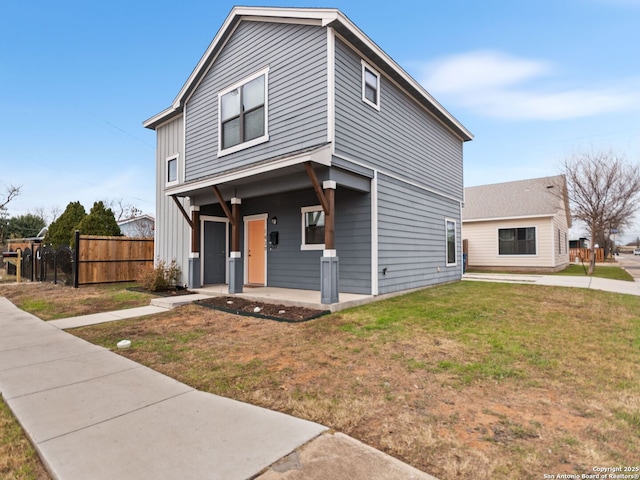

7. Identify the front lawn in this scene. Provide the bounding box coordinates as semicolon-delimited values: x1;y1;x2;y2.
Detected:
69;281;640;480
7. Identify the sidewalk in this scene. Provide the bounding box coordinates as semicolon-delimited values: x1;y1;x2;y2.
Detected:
463;272;640;296
0;297;436;480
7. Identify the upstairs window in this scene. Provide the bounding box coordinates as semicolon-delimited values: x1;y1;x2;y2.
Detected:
166;155;178;186
361;61;380;110
218;68;269;156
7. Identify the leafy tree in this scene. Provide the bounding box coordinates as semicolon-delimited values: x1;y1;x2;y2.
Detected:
75;201;121;239
7;214;46;239
44;201;87;248
563;150;640;274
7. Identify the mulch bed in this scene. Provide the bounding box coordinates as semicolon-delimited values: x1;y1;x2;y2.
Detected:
128;286;195;297
196;296;328;322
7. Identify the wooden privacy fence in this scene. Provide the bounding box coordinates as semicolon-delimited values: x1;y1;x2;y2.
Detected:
74;233;154;286
569;247;604;263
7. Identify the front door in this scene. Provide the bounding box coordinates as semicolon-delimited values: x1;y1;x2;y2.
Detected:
246;217;266;285
203;220;227;285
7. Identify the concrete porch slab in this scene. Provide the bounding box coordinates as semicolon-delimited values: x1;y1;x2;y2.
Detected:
192;285;374;312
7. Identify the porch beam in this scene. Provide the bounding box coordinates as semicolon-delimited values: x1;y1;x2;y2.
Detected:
212;186;235;226
171;195;193;228
304;162;330;215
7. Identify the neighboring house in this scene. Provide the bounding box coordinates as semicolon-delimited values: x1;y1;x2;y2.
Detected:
117;215;155;238
143;6;473;304
462;175;572;272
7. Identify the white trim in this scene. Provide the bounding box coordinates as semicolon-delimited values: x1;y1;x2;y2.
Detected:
323;249;337;257
300;205;325;250
361;60;381;110
217;67;270;157
496;225;539;257
231;197;242;205
230;251;241;258
371;171;379;296
445;218;457;267
322;180;336;190
327;27;336;149
190;205;200;212
165;154;179;187
165;145;332;196
200;216;230;285
182;104;187;183
464;214;555;223
243;213;268;286
189;252;200;259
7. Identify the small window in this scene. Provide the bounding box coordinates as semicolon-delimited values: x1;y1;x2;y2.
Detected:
446;219;457;266
166;155;178;185
499;227;536;255
361;61;380;109
301;206;325;250
218;68;269;156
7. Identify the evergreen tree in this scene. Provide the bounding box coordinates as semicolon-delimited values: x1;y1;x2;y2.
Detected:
44;201;86;248
75;201;121;240
7;214;46;239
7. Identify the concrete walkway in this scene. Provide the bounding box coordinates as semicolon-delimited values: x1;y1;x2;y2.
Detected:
0;297;436;480
463;272;640;296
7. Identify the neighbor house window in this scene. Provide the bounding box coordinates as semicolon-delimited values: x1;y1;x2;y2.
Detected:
166;155;178;185
218;68;269;156
446;219;457;266
361;61;380;110
301;206;325;250
498;227;536;255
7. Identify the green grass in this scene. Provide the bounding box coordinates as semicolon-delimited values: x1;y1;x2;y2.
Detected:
555;264;634;281
1;397;49;479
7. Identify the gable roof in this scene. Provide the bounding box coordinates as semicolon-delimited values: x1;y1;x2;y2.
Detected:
463;175;572;227
142;6;473;142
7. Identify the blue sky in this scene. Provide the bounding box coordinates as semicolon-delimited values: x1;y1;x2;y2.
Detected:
1;0;639;241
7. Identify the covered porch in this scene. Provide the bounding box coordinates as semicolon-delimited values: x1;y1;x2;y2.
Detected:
191;285;373;313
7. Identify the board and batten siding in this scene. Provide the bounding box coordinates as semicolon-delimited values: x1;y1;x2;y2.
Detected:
155;116;190;284
184;21;328;181
463;217;555;269
377;174;461;295
334;38;464;201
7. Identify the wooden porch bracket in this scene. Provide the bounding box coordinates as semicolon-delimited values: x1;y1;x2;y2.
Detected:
171;195;193;229
212;186;236;226
304;162;330;215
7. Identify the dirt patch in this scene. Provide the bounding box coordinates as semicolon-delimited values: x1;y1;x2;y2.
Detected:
196;296;327;322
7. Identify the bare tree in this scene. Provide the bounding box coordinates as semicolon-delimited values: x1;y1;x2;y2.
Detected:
0;184;21;211
563;150;640;274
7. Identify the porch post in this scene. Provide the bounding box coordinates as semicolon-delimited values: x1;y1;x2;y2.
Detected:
321;181;339;304
188;205;201;289
229;197;243;294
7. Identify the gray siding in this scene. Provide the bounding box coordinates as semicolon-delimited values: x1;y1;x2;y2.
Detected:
155;116;190;284
334;39;464;201
377;173;461;294
200;187;371;294
185;21;328;181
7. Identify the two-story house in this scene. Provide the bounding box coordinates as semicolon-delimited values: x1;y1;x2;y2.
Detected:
143;6;473;305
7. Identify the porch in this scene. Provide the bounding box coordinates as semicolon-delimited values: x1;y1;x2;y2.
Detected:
192;285;373;313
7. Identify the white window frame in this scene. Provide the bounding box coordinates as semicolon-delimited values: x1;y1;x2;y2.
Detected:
166;154;179;186
445;218;457;267
217;67;270;157
361;60;381;110
300;205;325;251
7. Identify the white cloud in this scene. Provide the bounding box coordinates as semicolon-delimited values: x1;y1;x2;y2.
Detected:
419;50;640;121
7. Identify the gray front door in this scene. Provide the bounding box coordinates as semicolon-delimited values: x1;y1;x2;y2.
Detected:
203;221;226;284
